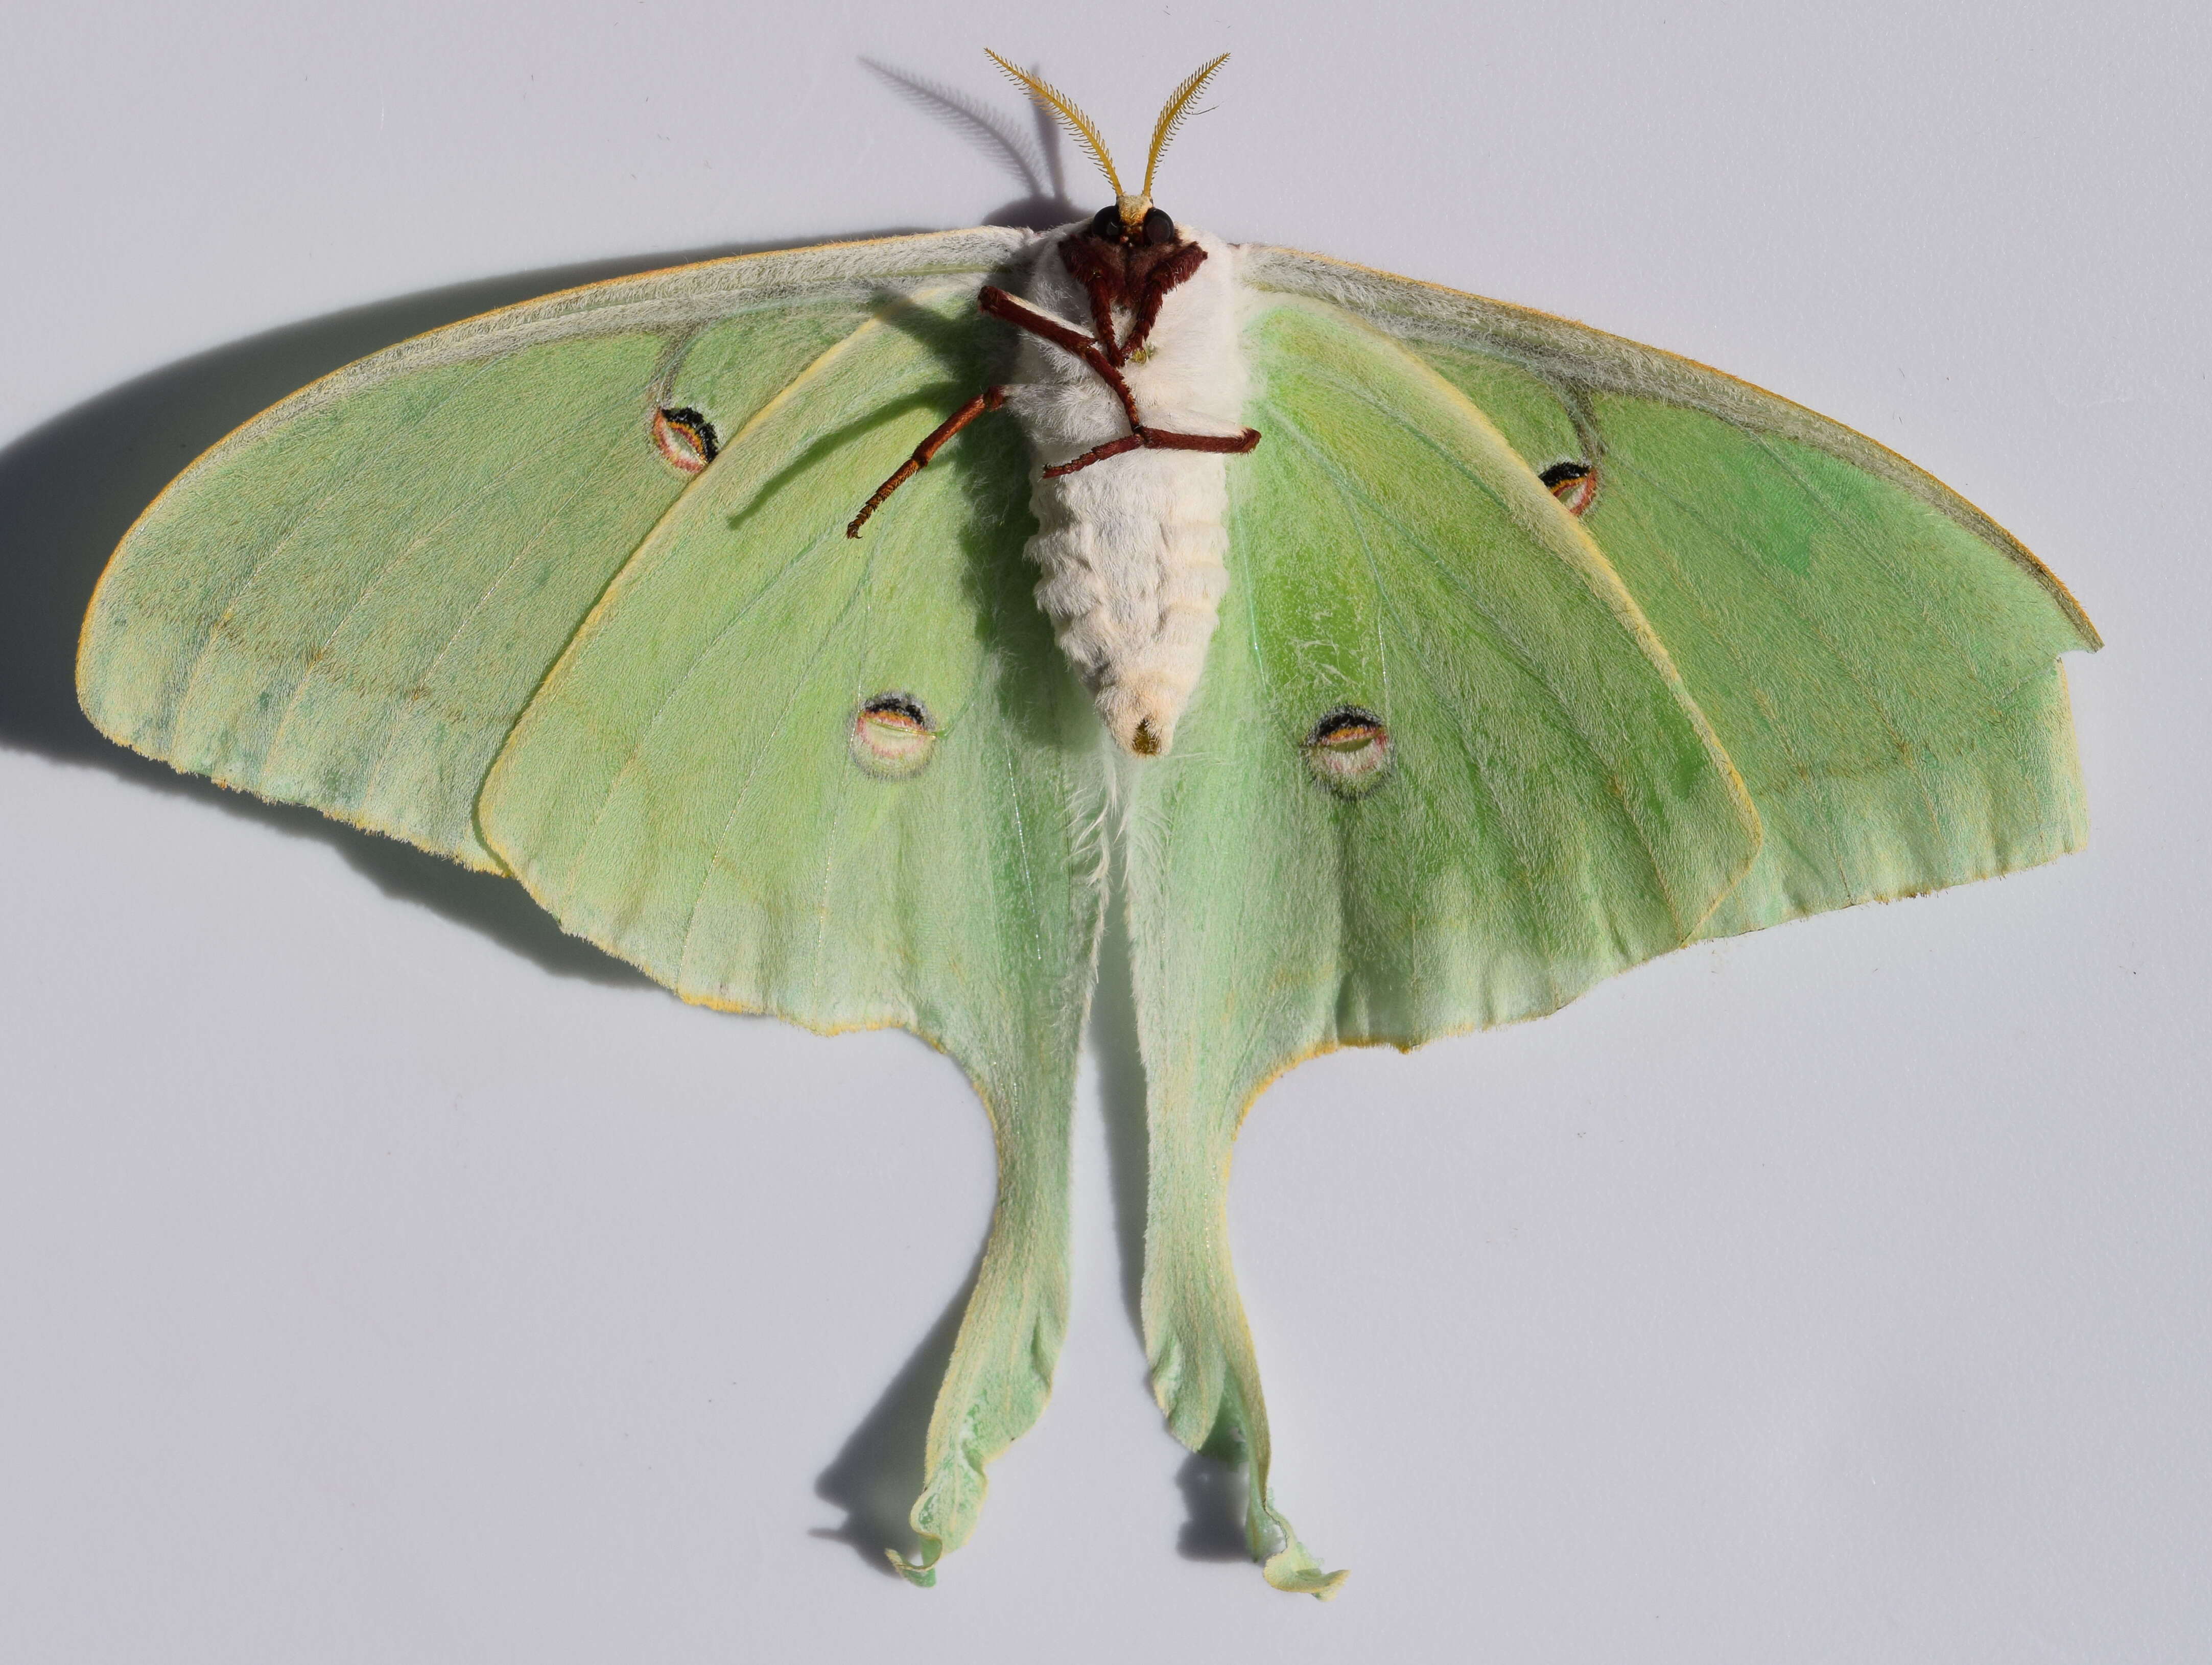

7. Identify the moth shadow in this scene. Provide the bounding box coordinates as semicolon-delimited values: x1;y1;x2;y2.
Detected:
852;289;1073;767
1174;1452;1257;1561
1094;841;1150;1331
0;228;925;985
810;1242;983;1575
721;278;1022;542
862;56;1085;234
721;383;955;537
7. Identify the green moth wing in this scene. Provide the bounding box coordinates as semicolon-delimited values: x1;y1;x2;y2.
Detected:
1119;259;2098;1596
1243;246;2099;935
70;219;2102;1600
1126;297;1765;1596
77;228;1028;869
74;227;1101;1583
475;290;1104;1583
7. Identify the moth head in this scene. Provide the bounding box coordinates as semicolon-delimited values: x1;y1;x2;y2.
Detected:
1087;201;1181;247
986;50;1228;245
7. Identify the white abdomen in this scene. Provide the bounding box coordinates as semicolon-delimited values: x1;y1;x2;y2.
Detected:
1007;228;1249;756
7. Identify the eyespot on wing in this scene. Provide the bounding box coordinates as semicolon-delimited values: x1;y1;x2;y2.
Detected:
1539;459;1596;517
1303;706;1391;798
652;406;720;475
850;693;937;780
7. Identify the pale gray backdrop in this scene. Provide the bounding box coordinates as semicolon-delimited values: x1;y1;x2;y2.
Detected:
3;3;2205;1660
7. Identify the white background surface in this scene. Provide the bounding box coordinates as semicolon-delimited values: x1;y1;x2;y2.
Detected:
3;3;2206;1659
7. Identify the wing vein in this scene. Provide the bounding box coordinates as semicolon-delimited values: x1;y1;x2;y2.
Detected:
1606;448;1946;843
169;356;507;746
258;397;616;775
1268;404;1686;935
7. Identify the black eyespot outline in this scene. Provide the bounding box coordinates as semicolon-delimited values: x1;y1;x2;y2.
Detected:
861;692;929;729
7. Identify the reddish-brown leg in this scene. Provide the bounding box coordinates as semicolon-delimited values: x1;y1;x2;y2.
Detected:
943;278;1267;487
1076;269;1121;362
846;386;1006;537
1042;434;1146;478
1044;425;1262;478
1141;427;1263;456
978;287;1143;432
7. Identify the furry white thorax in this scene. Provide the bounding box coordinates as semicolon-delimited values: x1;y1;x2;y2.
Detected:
1007;224;1249;756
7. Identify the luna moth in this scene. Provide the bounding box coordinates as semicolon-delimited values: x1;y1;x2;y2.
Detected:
73;52;2099;1601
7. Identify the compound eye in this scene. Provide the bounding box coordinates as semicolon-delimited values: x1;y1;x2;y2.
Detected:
1089;205;1123;240
1142;206;1177;246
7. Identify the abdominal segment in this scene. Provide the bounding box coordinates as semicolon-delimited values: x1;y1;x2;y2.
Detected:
1025;449;1231;756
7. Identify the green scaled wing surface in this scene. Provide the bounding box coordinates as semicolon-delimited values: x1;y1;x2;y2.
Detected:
1246;247;2099;935
1124;299;1766;1597
1127;259;2098;1596
78;229;1028;869
476;288;1103;1585
77;230;1107;1583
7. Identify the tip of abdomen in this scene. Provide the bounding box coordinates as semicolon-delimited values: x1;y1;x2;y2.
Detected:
1098;682;1187;757
1026;510;1230;759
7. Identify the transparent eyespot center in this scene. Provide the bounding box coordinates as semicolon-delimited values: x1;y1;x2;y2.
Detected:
850;693;937;780
652;406;719;475
1303;706;1391;797
1539;459;1596;517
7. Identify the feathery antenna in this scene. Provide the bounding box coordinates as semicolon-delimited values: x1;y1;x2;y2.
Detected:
985;51;1124;201
1143;53;1229;200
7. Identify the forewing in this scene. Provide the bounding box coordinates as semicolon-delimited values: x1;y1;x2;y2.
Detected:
1244;246;2098;936
77;228;1029;869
